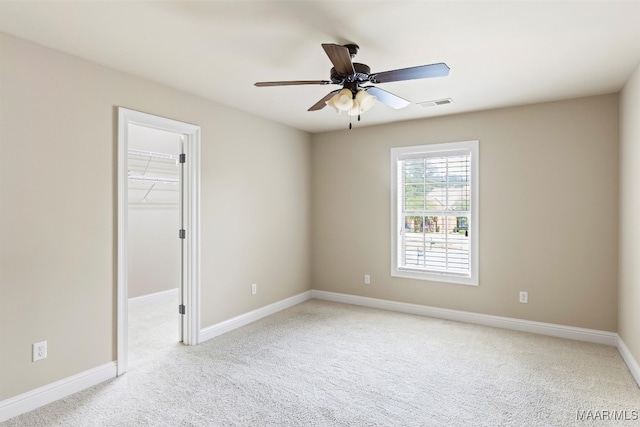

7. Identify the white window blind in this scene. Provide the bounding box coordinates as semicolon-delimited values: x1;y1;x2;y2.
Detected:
391;141;478;285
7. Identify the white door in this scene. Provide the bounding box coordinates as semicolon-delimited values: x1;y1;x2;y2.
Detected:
117;108;201;376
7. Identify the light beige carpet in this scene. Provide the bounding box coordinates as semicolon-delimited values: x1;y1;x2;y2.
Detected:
2;299;639;426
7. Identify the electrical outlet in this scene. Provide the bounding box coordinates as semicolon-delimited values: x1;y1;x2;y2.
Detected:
519;291;528;304
251;283;257;295
33;341;47;362
364;274;371;285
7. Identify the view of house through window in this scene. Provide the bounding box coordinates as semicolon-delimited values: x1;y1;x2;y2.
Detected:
391;141;478;285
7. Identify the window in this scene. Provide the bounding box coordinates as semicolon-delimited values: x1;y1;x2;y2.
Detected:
391;141;478;285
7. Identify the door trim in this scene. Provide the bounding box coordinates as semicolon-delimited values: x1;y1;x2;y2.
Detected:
117;108;201;376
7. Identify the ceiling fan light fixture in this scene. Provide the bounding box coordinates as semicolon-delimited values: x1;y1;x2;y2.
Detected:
347;90;377;116
356;90;377;112
326;88;354;112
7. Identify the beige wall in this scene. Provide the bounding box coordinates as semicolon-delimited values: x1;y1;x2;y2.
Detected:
0;33;311;400
619;63;640;364
128;206;180;298
312;95;619;331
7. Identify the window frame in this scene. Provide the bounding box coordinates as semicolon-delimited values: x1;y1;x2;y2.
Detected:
390;140;479;286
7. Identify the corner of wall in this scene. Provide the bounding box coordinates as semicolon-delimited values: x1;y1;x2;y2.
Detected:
618;61;640;375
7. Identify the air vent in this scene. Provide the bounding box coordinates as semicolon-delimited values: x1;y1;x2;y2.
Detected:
417;98;454;107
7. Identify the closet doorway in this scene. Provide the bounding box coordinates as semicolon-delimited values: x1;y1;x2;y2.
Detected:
117;108;201;376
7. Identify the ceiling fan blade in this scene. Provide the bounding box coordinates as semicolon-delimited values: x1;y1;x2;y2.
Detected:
308;90;340;111
255;80;331;87
322;44;355;76
364;86;410;109
370;63;450;84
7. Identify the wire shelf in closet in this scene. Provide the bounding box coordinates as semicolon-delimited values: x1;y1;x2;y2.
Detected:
127;149;180;203
128;149;179;163
128;175;179;184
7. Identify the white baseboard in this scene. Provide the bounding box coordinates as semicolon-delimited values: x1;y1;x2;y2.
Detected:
0;291;310;422
617;336;640;388
0;362;117;423
311;290;618;346
3;290;633;423
200;291;312;343
128;288;179;308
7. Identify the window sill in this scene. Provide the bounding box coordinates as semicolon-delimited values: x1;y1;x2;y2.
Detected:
392;269;478;286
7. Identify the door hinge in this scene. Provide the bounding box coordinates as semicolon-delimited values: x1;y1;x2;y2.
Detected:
179;304;186;315
179;229;186;239
179;153;186;164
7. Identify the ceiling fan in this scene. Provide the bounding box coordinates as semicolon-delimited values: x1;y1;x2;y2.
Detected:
255;43;450;124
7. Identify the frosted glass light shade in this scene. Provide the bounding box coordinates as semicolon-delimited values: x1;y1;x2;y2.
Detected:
348;90;377;116
356;90;376;112
326;88;354;112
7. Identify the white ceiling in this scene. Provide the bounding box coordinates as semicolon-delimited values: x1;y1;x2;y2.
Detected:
1;1;639;133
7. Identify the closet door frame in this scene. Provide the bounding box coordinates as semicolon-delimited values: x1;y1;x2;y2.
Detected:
117;107;201;376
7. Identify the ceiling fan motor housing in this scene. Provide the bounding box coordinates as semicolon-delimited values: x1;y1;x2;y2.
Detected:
330;63;371;88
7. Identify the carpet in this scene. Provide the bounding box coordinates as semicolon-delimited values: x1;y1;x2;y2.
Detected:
2;299;639;426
